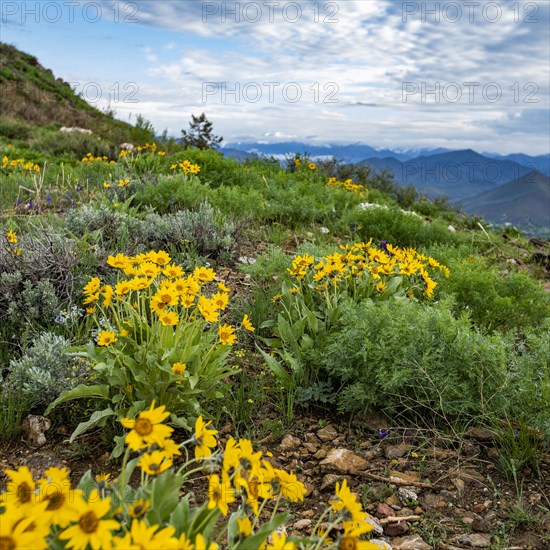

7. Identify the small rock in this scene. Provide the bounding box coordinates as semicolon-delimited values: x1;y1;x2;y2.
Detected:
279;435;301;451
454;468;485;483
23;415;51;447
422;493;441;510
320;474;343;492
473;503;486;514
472;517;491;533
375;503;394;518
385;443;412;459
366;516;384;536
292;519;311;530
453;478;465;494
320;448;368;474
466;427;496;442
301;509;315;518
369;540;392;550
457;533;491;547
384;520;409;536
317;425;338;441
319;227;330;234
397;487;418;504
302;442;319;454
393;534;432;550
304;433;320;444
385;494;402;509
313;449;327;460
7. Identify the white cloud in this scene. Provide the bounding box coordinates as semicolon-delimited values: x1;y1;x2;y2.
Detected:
90;0;550;153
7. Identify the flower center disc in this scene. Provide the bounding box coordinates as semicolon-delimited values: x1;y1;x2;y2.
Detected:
17;482;32;504
0;536;17;550
46;491;65;511
135;418;153;436
79;511;99;534
339;536;357;550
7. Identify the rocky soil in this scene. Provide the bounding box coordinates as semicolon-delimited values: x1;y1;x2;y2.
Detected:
2;413;549;549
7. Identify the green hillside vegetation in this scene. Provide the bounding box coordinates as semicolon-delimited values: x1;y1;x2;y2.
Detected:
0;44;549;549
0;42;155;153
461;171;550;227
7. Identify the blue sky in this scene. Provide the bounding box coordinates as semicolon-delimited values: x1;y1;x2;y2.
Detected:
2;0;549;154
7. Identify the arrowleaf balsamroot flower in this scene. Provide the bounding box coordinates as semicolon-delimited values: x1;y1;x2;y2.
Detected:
337;536;380;550
193;266;216;283
2;466;36;510
97;330;117;347
218;324;236;346
139;451;173;476
39;467;82;527
208;473;235;516
120;402;173;450
193;416;218;458
58;490;118;550
159;311;179;326
242;314;255;332
0;503;50;550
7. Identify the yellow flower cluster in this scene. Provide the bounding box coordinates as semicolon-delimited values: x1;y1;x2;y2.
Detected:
4;230;21;256
103;178;130;189
0;463;214;549
287;241;449;298
1;405;378;550
81;152;116;165
327;177;368;198
2;155;40;173
170;159;201;175
120;406;308;543
82;250;253;345
136;142;158;153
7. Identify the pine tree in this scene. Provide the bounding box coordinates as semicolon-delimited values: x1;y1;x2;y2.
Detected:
181;113;223;150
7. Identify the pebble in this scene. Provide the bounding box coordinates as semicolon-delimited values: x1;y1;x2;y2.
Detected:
279;435;302;451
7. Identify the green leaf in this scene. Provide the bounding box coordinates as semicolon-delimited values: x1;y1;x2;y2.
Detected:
257;346;290;384
45;384;109;415
234;513;288;549
70;407;114;443
149;471;186;523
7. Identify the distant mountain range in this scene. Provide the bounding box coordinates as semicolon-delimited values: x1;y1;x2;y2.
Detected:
461;171;550;228
222;142;550;228
223;141;452;163
223;141;550;174
358;149;540;201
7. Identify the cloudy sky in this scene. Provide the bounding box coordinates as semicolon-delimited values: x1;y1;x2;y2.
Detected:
2;0;549;153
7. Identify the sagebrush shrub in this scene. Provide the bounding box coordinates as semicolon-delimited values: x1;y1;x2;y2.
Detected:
2;332;86;410
65;203;239;262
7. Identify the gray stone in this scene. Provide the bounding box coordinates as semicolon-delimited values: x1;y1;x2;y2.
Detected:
393;534;431;550
385;443;412;459
23;415;51;447
457;533;491;547
384;520;409;537
279;434;301;451
317;425;338;441
320;448;368;474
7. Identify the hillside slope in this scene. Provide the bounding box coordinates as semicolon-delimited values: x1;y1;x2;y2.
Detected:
0;42;149;145
461;171;550;227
